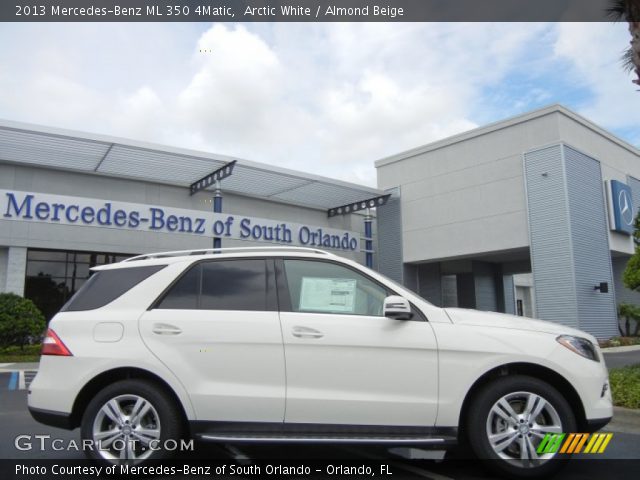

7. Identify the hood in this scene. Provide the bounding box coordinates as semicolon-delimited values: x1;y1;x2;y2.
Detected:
444;308;597;342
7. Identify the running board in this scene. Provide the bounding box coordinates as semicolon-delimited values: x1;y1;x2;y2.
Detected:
196;434;456;446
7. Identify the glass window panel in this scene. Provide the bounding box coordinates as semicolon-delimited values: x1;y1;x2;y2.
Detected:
156;264;201;310
69;253;91;263
64;262;90;279
200;260;267;311
283;260;387;316
26;261;67;278
27;250;67;262
63;265;166;312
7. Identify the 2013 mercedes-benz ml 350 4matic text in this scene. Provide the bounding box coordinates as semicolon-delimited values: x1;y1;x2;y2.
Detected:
28;247;612;477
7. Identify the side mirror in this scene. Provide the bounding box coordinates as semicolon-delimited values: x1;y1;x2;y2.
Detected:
383;295;413;320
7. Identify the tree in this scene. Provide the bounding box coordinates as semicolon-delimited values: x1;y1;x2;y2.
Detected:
623;211;640;290
607;0;640;87
618;303;640;336
0;293;46;349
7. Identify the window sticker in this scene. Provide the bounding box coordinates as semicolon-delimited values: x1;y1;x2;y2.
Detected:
299;277;356;313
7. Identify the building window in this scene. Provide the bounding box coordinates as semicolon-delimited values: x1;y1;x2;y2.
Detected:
24;249;132;321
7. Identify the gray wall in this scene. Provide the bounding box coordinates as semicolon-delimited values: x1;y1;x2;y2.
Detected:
417;263;443;306
0;163;370;265
503;275;516;315
525;145;580;329
0;247;7;293
376;187;403;283
524;144;618;337
564;146;617;338
473;261;500;312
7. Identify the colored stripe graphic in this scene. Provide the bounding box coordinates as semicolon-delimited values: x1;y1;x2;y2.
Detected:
538;432;613;455
597;433;613;453
571;433;589;453
559;433;575;453
8;371;18;390
537;433;565;454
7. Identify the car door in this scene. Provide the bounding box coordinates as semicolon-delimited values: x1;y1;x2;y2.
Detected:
140;258;286;423
278;258;439;427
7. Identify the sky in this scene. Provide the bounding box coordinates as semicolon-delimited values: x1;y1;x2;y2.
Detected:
0;22;637;187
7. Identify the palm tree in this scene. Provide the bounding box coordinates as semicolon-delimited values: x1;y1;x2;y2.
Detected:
608;0;640;87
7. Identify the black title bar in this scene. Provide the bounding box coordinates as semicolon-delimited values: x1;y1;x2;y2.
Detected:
5;0;614;22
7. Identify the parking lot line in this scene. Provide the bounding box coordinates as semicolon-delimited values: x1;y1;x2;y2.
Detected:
8;371;18;390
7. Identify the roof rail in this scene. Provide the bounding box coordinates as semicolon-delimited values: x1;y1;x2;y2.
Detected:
122;246;337;262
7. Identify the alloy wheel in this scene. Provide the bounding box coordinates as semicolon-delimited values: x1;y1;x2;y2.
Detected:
92;394;161;463
485;390;563;467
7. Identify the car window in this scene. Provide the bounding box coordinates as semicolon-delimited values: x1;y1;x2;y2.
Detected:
62;265;165;312
155;263;200;309
283;260;387;316
157;259;267;311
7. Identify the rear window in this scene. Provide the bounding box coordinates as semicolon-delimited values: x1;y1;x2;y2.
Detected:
61;265;165;312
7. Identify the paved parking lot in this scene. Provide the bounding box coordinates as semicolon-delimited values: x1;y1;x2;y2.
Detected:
602;347;640;368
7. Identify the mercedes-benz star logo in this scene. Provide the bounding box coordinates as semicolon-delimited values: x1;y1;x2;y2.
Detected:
619;189;634;226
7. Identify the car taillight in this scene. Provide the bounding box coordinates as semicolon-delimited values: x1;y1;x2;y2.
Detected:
41;328;73;356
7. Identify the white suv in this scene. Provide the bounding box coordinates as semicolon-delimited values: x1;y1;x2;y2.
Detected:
28;247;612;477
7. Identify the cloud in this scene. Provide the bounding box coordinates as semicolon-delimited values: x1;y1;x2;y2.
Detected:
1;22;632;188
554;22;638;129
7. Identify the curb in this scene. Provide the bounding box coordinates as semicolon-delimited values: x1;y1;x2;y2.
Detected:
609;407;640;434
601;345;640;353
0;362;39;373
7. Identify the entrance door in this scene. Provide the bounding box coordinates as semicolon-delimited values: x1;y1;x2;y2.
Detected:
140;258;285;423
278;258;438;427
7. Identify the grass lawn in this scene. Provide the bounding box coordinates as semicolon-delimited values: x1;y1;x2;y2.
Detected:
609;363;640;409
0;344;41;363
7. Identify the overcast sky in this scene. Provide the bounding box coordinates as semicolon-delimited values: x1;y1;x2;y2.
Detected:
0;22;636;186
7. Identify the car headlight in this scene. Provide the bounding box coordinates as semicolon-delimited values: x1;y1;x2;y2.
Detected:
556;335;599;362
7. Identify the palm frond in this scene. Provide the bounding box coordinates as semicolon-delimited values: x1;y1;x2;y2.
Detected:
607;0;640;22
622;48;635;72
607;0;627;20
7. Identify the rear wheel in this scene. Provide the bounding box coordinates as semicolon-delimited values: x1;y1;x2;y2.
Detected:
466;375;576;478
80;379;183;464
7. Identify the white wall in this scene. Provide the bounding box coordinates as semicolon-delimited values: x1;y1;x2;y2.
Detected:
377;112;563;263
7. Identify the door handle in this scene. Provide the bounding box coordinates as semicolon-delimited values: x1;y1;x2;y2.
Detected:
292;326;324;339
152;323;182;335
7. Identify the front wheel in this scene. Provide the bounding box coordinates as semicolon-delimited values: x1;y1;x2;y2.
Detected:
466;375;576;478
80;379;183;465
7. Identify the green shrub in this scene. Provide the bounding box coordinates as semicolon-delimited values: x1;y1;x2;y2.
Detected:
618;303;640;336
599;336;640;348
0;293;46;349
0;344;42;355
609;364;640;409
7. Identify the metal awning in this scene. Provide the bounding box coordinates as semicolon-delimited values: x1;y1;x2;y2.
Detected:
0;120;383;210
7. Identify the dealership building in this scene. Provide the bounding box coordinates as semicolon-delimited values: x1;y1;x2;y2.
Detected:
376;105;640;339
0;121;381;320
1;104;640;338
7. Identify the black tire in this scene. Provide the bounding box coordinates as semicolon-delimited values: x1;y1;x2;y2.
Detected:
466;375;577;479
80;379;184;465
